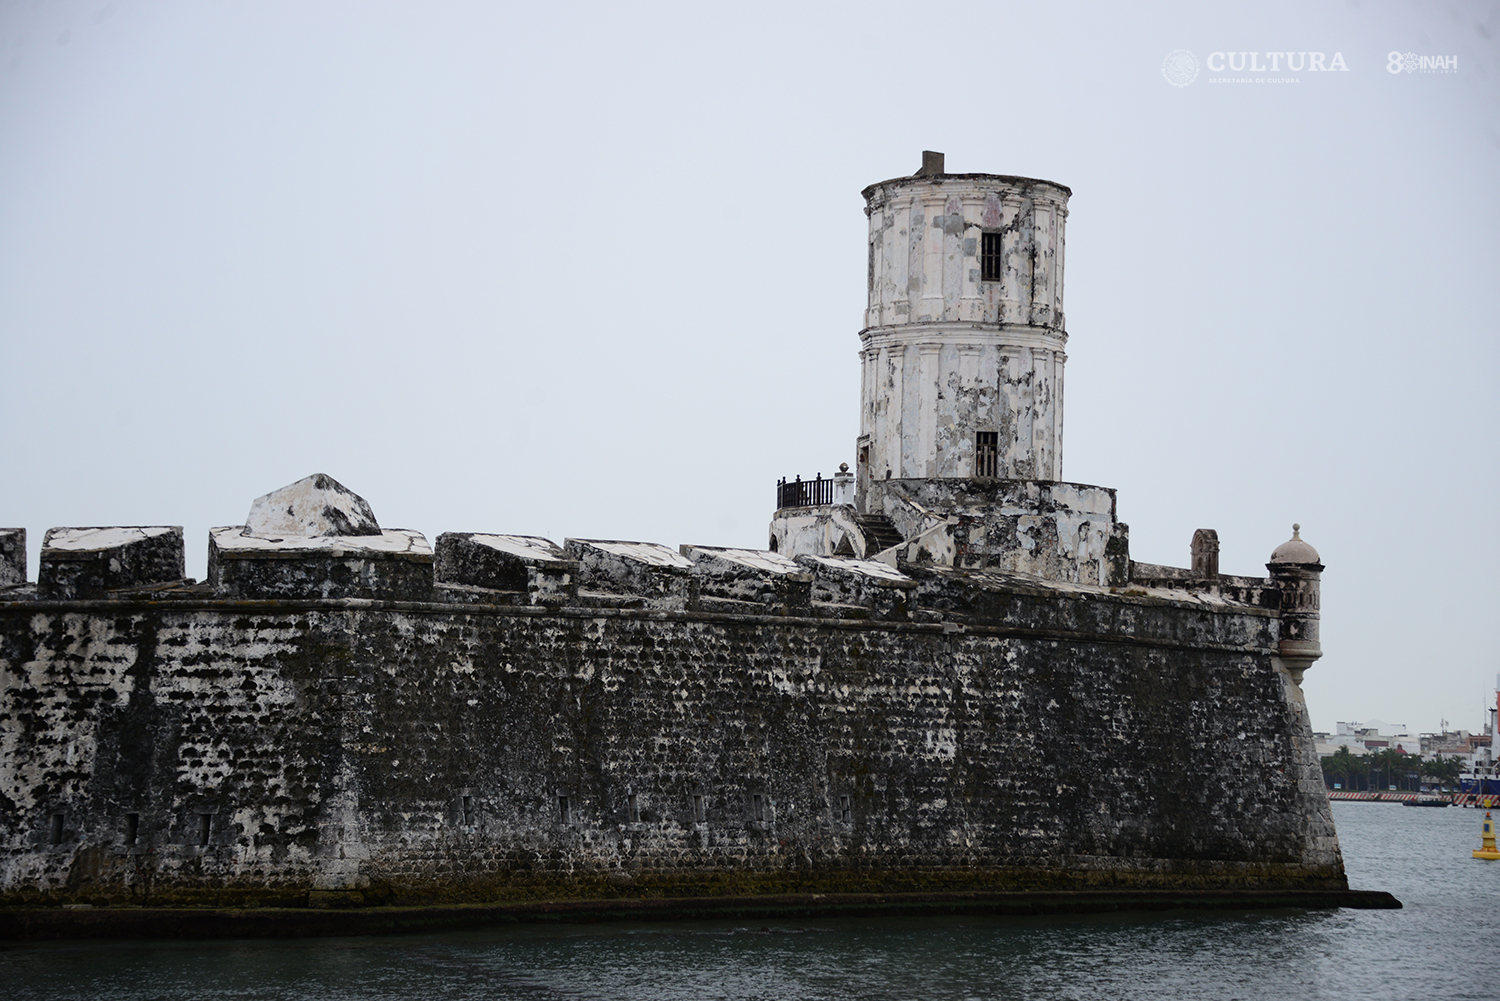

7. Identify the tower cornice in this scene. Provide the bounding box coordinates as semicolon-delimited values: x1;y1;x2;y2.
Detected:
862;172;1073;204
859;323;1069;353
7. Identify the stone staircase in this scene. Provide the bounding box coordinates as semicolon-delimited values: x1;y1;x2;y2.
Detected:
854;514;903;556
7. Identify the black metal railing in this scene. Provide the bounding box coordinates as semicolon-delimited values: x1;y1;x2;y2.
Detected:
776;474;833;509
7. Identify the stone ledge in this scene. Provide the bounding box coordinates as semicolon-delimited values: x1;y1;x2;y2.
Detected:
0;597;1280;656
0;888;1400;940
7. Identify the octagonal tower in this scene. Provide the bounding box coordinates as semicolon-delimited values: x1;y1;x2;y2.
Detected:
857;151;1071;505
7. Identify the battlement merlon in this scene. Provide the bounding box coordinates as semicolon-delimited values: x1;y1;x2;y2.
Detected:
208;526;433;601
0;528;24;588
37;526;185;599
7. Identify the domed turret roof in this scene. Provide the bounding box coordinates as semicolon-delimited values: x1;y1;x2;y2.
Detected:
1269;524;1320;564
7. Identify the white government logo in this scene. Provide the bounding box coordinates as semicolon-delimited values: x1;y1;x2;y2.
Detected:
1161;49;1199;87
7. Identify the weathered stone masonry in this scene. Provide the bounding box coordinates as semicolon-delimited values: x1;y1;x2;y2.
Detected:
0;555;1339;908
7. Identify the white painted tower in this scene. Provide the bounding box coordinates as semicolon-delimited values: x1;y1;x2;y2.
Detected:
857;152;1070;505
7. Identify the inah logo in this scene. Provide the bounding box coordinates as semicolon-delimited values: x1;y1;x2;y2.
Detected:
1387;51;1458;74
1161;50;1199;87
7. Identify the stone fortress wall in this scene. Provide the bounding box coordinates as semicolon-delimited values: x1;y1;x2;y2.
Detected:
0;475;1339;908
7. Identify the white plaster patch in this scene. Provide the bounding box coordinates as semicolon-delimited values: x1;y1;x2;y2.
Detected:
571;540;694;569
43;527;175;552
211;527;432;556
804;555;911;582
469;535;565;562
685;547;805;576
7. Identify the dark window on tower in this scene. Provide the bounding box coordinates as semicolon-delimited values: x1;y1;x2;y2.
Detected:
976;431;999;478
980;232;1003;282
125;813;139;846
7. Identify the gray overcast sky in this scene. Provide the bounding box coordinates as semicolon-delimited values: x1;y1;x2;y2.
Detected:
2;0;1496;736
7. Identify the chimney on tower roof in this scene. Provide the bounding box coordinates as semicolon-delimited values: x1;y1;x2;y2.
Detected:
915;151;944;176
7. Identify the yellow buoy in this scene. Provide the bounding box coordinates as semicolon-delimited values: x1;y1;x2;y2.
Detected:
1473;811;1500;860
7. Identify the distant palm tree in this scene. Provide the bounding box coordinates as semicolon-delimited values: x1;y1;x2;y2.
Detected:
1321;746;1361;790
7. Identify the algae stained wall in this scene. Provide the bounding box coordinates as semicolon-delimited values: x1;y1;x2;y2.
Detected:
0;590;1342;906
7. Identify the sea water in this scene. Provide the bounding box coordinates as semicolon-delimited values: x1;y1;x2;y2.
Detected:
3;802;1497;1000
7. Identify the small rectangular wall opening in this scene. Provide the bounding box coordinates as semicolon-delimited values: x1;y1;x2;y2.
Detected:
462;795;475;826
49;813;63;845
980;232;1003;282
197;813;212;847
692;794;705;824
125;813;139;846
751;793;765;823
558;795;570;825
627;793;639;823
839;795;851;824
976;431;999;478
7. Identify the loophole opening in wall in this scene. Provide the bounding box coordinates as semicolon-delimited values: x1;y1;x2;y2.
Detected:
197;813;211;847
49;813;63;845
125;813;139;846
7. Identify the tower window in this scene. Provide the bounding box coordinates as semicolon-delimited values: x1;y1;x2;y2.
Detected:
976;431;999;478
980;232;1003;282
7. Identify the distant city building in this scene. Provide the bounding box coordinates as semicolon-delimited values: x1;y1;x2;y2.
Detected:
1315;676;1500;787
1315;720;1420;757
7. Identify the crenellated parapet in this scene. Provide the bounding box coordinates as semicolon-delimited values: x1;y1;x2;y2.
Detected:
0;477;1314;641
